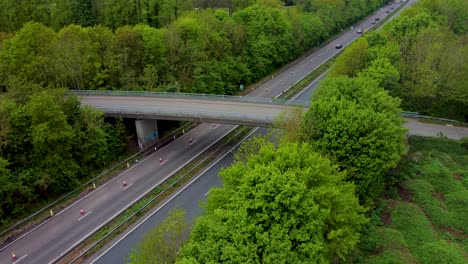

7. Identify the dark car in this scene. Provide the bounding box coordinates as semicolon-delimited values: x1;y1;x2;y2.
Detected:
375;17;380;21
335;43;343;49
386;10;390;13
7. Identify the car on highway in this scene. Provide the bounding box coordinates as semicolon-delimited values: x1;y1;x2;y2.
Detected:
371;20;376;24
335;43;343;49
375;17;380;21
386;10;390;13
357;28;362;34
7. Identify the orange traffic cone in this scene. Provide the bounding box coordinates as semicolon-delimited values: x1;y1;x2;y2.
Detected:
80;208;85;216
123;181;127;187
11;252;17;261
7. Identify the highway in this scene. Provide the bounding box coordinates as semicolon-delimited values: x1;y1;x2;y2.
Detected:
0;123;237;264
88;127;265;264
2;0;466;263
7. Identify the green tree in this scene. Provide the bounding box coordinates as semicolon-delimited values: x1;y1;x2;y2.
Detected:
114;26;145;89
301;76;407;202
271;106;305;143
178;142;367;263
358;57;400;94
72;107;110;175
329;37;369;77
0;22;57;86
128;208;190;264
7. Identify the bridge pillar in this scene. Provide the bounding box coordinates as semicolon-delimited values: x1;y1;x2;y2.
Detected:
135;119;159;149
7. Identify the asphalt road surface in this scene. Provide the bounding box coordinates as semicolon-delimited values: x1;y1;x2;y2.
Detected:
3;0;466;263
0;123;236;264
89;127;266;264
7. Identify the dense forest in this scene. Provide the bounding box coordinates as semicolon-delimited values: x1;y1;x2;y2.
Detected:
0;84;127;224
329;0;468;120
0;0;387;94
0;0;389;225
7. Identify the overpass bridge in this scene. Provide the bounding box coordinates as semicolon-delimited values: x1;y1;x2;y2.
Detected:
75;90;310;127
74;90;310;148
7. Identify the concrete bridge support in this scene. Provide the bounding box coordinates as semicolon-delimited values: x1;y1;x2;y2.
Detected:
135;119;159;149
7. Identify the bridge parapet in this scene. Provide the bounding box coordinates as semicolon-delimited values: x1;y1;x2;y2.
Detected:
71;90;311;107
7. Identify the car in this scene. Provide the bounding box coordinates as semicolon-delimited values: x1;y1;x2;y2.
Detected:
335;43;343;49
386;10;390;13
357;28;362;34
375;17;380;21
371;20;376;24
391;6;395;9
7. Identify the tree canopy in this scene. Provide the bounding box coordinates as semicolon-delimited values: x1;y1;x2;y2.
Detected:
128;208;190;264
0;82;126;224
177;142;367;263
301;76;407;203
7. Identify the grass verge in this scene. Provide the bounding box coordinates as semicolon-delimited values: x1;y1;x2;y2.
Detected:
0;122;197;248
56;126;253;264
348;136;468;264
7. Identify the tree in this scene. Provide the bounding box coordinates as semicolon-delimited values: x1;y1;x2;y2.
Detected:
178;142;367;263
128;208;190;264
358;57;400;94
329;37;369;77
271;106;305;143
301;76;407;203
0;22;57;86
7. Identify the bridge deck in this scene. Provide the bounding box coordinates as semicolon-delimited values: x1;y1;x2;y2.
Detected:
79;95;307;127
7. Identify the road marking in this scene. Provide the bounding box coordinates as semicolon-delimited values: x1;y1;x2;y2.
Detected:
78;211;92;221
0;147;158;253
204;190;210;197
123;183;133;190
90;127;259;264
189;139;198;145
52;127;237;264
160;159;168;165
12;254;27;264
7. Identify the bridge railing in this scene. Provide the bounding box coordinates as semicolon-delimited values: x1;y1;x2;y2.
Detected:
71;90;311;107
90;106;277;124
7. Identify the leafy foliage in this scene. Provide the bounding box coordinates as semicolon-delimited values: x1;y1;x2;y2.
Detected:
178;142;367;263
0;83;126;224
0;0;386;95
348;137;468;264
128;208;190;264
301;76;407;203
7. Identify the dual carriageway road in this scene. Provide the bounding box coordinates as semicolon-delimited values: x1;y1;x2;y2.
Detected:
2;0;467;263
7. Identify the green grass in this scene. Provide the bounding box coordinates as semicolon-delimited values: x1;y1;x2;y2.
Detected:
350;136;468;264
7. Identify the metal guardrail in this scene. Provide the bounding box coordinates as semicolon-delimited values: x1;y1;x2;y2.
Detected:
71;90;311;107
0;122;194;241
90;106;278;124
401;111;465;124
65;127;254;264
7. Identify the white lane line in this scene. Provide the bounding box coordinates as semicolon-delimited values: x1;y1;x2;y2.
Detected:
160;159;168;165
90;127;259;264
52;126;237;264
204;190;210;197
189;139;198;145
78;211;93;221
0;146;157;252
289;70;330;101
123;183;133;191
13;254;28;264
